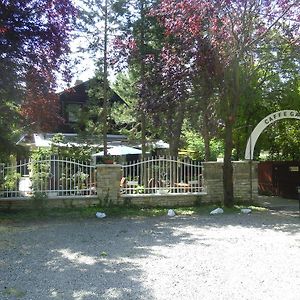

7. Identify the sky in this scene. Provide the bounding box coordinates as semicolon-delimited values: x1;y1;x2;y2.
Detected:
57;9;116;91
56;38;96;92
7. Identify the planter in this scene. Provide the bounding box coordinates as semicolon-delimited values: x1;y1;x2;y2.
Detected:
103;159;114;164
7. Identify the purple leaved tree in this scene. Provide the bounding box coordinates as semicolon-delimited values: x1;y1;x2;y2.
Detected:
152;0;299;206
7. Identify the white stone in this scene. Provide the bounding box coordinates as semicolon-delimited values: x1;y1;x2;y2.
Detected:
96;212;106;218
210;207;224;215
241;208;252;214
167;209;176;217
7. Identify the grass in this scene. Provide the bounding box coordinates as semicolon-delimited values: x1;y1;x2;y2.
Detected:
0;202;267;224
3;287;26;298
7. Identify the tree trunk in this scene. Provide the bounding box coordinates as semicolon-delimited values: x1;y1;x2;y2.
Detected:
202;112;211;161
223;120;234;207
139;0;146;158
223;60;240;207
140;112;146;158
204;136;211;161
168;106;185;157
169;138;180;157
102;0;108;156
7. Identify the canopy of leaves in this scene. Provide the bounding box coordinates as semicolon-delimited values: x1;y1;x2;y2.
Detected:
0;0;75;95
0;0;75;158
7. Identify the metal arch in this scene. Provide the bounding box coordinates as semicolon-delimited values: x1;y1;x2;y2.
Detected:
245;110;300;160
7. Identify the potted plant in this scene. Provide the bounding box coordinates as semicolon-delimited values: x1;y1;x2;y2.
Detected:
102;155;114;164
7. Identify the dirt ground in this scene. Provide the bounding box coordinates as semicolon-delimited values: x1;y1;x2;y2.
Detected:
0;204;299;300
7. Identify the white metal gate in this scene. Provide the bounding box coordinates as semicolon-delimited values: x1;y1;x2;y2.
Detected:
121;157;204;195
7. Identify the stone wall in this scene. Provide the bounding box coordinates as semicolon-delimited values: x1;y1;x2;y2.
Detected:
121;194;203;207
0;161;258;210
203;161;258;203
0;197;100;210
96;161;258;207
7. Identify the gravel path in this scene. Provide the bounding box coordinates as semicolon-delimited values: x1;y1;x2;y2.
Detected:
0;209;299;300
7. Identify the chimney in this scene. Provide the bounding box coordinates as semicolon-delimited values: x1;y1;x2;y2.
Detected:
75;80;83;86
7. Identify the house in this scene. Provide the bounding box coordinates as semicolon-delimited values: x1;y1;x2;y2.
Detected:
16;78;129;154
58;78;127;133
16;79;169;160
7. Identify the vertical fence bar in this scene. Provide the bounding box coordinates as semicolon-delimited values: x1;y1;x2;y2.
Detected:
50;157;53;193
183;158;186;185
57;157;60;193
158;157;161;189
176;157;179;192
67;158;70;194
90;161;92;195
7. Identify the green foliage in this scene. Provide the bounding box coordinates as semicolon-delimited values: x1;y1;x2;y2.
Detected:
112;71;142;139
50;134;95;162
134;185;145;194
2;171;21;191
29;149;51;192
183;129;224;161
30;191;47;211
0;204;258;222
0;100;23;162
264;120;300;161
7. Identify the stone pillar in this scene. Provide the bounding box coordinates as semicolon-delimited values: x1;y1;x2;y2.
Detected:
233;161;258;202
96;164;122;205
202;162;224;203
203;161;258;204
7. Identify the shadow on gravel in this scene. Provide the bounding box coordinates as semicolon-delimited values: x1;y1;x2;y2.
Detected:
0;210;299;299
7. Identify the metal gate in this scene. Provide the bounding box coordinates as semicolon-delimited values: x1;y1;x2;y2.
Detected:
121;157;204;195
258;161;300;199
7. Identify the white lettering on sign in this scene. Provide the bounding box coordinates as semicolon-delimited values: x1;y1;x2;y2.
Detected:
245;110;300;160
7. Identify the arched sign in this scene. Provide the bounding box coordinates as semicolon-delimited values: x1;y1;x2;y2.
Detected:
245;110;300;160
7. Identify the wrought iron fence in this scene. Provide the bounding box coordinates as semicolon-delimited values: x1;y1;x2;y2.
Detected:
0;157;96;199
121;157;204;195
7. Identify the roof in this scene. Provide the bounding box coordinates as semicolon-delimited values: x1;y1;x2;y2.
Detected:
16;133;128;148
59;78;126;106
92;145;142;156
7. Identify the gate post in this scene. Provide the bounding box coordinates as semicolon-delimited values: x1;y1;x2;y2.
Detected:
96;164;122;205
203;161;258;204
233;161;258;202
203;162;224;203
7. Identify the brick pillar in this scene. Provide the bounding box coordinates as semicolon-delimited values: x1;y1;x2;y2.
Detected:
96;164;122;205
203;161;258;204
202;162;224;203
233;161;258;202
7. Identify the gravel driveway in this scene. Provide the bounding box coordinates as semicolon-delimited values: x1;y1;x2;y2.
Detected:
0;209;299;300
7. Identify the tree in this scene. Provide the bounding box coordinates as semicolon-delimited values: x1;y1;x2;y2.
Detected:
0;0;75;157
21;67;64;132
113;0;161;157
76;0;129;155
0;0;75;95
230;32;300;161
116;0;192;156
0;100;21;162
112;71;142;139
152;0;300;206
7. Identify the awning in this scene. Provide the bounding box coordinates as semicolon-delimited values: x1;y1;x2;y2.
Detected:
92;145;142;156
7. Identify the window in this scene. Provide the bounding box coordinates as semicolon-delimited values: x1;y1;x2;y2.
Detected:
66;103;82;123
